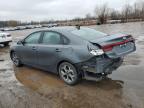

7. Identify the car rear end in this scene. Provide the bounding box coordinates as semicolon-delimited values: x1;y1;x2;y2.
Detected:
87;34;135;80
79;55;123;81
71;28;136;81
97;34;136;58
0;33;12;45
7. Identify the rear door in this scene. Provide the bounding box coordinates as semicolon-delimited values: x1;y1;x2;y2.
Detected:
37;31;63;71
17;31;42;65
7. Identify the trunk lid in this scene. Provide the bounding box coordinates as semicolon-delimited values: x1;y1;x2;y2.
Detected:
91;33;136;58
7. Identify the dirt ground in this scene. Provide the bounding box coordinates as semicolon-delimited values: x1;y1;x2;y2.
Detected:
0;22;144;108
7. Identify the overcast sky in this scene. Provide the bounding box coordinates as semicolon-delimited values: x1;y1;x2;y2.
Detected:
0;0;139;21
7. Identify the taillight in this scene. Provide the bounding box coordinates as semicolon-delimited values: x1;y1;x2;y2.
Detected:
102;45;113;52
102;36;134;52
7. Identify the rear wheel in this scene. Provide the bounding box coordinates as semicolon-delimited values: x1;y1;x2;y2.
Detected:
11;51;22;67
58;62;80;85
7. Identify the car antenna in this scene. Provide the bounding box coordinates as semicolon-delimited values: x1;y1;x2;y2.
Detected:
76;24;80;30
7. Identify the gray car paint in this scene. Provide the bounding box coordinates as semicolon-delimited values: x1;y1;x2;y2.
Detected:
10;27;136;75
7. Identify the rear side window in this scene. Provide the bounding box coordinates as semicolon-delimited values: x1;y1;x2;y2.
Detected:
24;32;41;44
71;28;107;40
42;32;61;45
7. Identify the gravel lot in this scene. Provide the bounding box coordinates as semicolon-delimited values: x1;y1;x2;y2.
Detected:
0;22;144;108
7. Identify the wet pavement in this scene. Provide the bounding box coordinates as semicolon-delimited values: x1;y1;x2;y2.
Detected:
0;22;144;108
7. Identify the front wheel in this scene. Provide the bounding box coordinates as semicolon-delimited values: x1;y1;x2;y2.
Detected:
11;51;22;67
58;62;80;85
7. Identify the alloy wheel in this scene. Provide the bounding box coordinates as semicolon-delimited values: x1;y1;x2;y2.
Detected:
59;62;79;85
11;52;19;66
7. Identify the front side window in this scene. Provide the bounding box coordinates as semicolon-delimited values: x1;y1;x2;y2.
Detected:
42;32;61;45
24;32;41;44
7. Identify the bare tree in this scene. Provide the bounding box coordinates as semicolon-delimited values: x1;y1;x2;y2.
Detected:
7;20;19;27
132;1;144;21
110;9;121;20
140;1;144;20
94;3;110;24
133;2;139;19
85;13;91;20
121;3;132;22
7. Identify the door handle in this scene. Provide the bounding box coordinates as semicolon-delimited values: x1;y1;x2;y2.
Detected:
56;48;61;52
32;46;36;50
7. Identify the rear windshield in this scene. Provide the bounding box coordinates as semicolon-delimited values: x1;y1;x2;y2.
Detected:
71;28;107;40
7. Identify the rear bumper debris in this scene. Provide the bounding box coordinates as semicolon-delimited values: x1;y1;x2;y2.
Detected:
76;56;123;80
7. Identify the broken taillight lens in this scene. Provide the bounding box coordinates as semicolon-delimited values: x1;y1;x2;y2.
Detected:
102;45;113;52
102;37;135;52
90;49;104;56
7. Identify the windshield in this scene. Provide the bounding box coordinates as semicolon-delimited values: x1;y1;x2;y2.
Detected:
71;28;107;40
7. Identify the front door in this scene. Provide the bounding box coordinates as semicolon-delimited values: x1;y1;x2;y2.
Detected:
17;32;42;65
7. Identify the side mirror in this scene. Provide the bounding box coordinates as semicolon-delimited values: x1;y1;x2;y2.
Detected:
17;40;24;45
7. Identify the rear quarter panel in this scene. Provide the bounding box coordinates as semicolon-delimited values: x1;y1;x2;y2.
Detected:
58;44;95;64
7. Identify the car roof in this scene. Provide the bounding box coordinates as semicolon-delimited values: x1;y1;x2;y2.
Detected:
42;26;80;33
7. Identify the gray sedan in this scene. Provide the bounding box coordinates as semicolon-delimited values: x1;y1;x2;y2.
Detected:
10;27;136;85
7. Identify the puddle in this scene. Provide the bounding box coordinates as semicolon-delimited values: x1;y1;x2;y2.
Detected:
15;67;127;108
123;54;141;65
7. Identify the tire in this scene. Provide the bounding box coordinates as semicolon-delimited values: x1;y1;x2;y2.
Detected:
58;62;80;85
11;51;22;67
4;42;9;46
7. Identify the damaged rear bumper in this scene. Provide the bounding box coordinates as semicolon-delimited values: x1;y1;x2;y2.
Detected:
76;56;123;80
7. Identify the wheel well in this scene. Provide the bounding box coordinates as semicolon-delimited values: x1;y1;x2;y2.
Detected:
57;60;82;76
57;60;73;73
10;50;14;59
